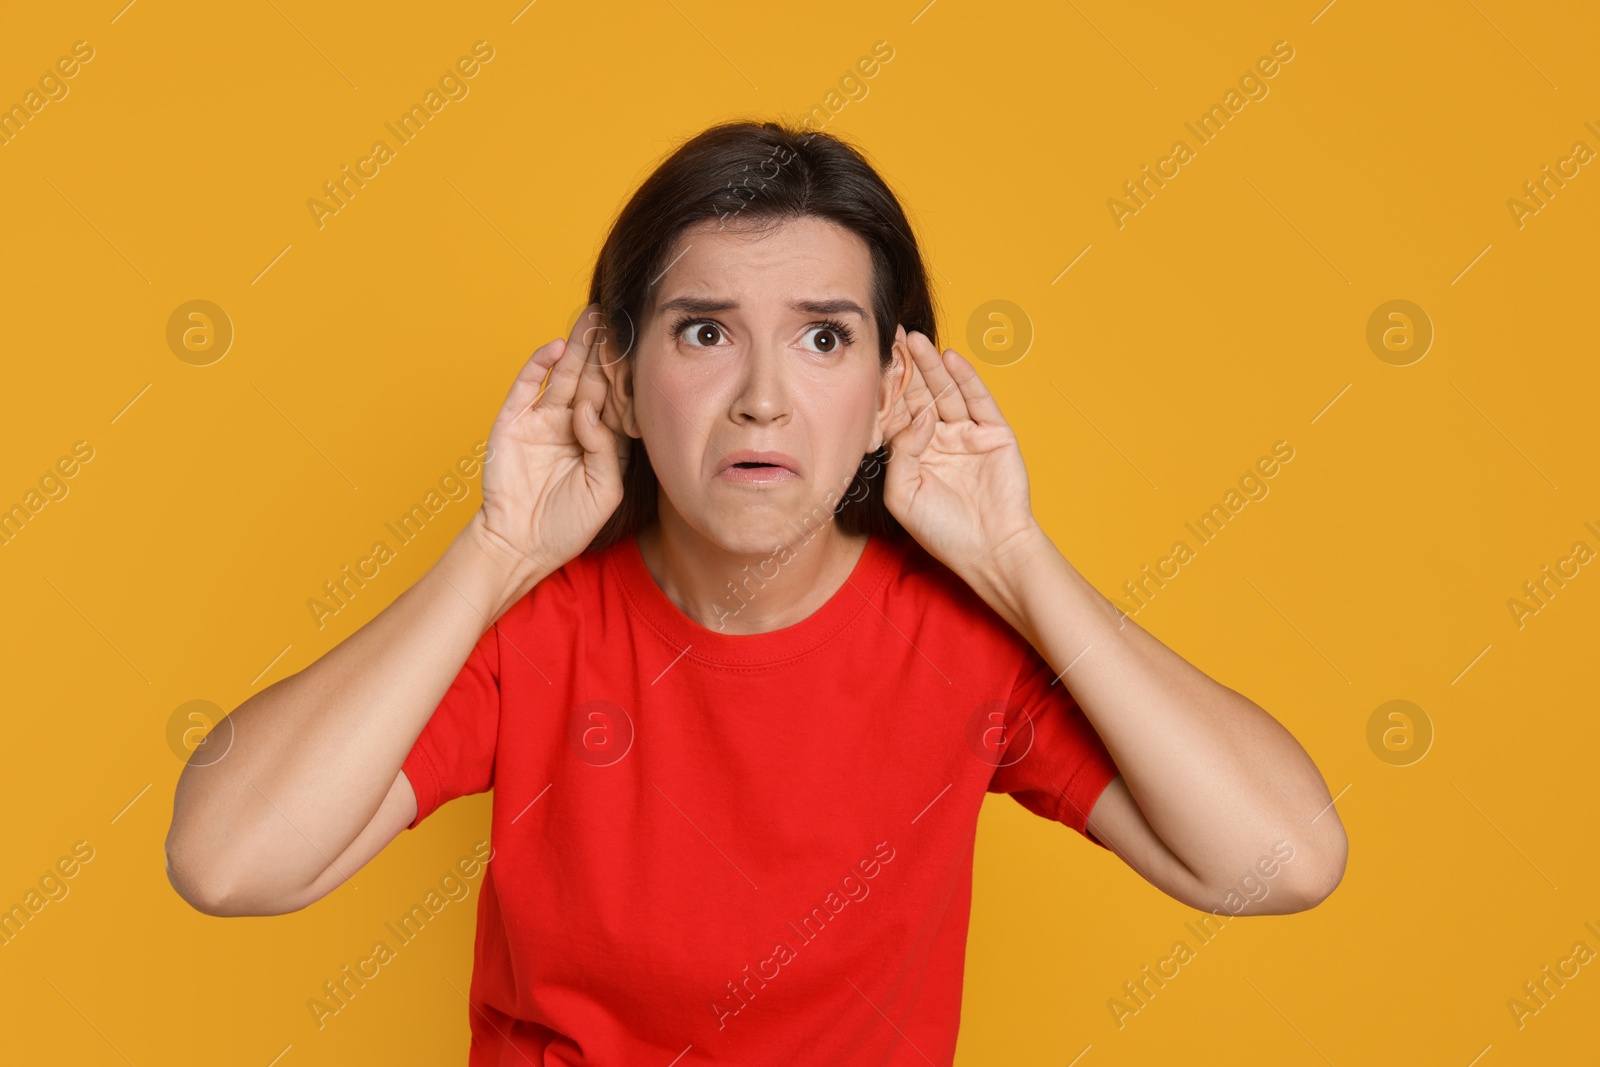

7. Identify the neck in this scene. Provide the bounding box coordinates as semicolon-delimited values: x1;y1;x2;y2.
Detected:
638;508;868;635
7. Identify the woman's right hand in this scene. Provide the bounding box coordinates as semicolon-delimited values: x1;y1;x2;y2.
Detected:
473;303;631;581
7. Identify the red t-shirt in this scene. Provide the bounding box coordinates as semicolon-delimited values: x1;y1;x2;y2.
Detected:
400;529;1119;1065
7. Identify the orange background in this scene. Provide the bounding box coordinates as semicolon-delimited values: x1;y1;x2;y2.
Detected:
2;1;1596;1063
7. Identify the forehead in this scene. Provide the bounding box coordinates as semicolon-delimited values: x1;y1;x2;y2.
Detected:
649;216;874;315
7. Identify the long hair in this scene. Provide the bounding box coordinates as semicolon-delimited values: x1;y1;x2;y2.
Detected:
583;119;939;552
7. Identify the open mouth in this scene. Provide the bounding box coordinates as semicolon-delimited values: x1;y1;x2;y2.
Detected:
716;449;801;483
718;461;799;483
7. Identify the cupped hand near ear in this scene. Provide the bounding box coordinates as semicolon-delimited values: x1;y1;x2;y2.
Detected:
883;330;1039;578
476;303;632;578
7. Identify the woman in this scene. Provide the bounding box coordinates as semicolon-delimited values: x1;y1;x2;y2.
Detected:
166;120;1347;1064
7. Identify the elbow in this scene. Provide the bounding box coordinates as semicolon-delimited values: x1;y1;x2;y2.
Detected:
167;770;243;916
165;784;315;917
1281;826;1348;913
165;823;297;918
165;835;239;917
165;848;309;917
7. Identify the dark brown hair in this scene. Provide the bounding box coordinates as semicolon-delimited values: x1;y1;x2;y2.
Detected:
584;119;939;553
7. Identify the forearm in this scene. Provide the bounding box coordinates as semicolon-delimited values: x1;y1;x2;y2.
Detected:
166;512;545;909
973;525;1346;901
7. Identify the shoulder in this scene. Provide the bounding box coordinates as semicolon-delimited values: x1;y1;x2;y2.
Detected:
884;535;989;616
496;536;625;630
880;535;1029;658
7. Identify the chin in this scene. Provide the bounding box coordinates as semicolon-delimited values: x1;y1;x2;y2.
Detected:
698;503;831;556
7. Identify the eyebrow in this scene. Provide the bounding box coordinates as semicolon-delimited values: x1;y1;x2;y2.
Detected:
654;296;869;319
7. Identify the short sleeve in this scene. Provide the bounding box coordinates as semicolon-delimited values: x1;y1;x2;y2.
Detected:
986;644;1119;848
401;622;502;830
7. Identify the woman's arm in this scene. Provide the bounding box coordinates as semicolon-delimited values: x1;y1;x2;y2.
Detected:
975;527;1347;912
880;328;1346;911
166;307;629;916
164;515;544;916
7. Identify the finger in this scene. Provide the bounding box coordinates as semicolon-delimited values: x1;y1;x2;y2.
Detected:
535;303;601;412
902;391;940;456
570;305;613;422
889;383;934;460
496;337;569;427
883;394;913;445
880;326;927;443
573;397;627;488
939;346;1006;425
894;324;935;416
906;330;967;424
570;397;608;455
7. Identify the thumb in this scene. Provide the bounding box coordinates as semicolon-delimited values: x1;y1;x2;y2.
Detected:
885;404;934;503
571;398;603;452
573;399;621;477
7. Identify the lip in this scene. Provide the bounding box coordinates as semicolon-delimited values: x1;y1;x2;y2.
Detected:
715;449;802;483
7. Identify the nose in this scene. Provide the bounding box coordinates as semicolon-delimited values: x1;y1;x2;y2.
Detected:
729;338;791;425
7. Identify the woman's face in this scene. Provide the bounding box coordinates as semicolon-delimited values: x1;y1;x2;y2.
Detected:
605;215;910;554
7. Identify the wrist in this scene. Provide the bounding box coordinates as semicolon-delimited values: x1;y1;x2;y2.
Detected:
971;522;1053;640
452;511;550;619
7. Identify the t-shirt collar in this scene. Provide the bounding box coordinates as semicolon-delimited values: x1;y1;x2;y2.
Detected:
609;530;901;668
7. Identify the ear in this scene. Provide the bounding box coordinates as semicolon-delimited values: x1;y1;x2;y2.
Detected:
871;324;913;452
596;315;642;440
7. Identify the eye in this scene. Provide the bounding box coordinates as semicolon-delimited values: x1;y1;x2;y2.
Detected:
671;317;726;348
802;319;858;354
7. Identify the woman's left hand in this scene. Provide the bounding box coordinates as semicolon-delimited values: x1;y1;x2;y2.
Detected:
882;328;1041;582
